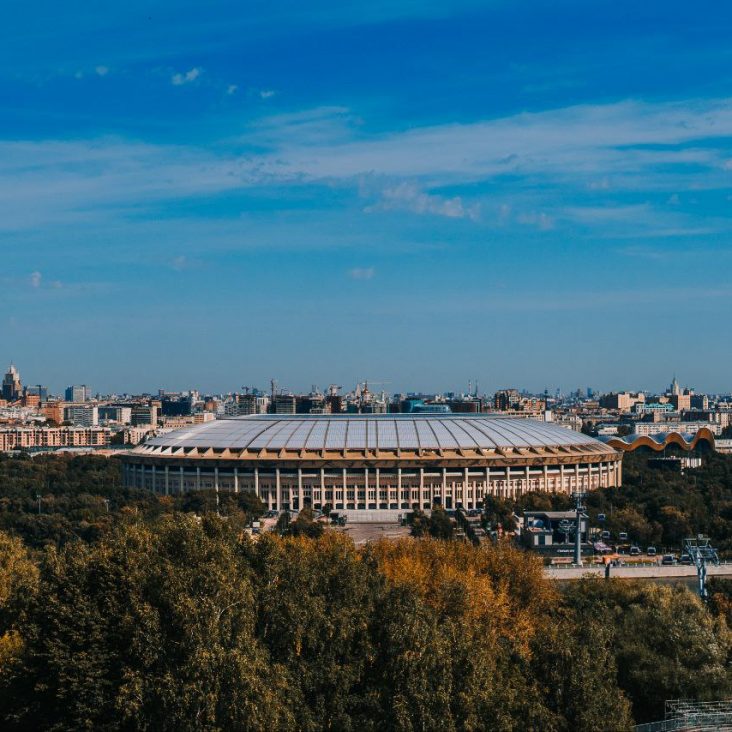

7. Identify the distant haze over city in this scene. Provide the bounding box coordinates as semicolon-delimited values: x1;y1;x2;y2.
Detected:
0;361;728;399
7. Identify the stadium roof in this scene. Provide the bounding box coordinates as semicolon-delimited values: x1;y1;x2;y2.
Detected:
144;414;606;453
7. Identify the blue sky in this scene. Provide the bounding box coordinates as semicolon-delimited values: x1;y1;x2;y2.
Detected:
2;0;732;395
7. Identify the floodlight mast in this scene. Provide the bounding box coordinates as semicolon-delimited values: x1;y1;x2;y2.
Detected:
684;535;719;599
572;492;588;566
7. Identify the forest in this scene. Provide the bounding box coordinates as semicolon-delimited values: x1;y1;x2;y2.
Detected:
0;451;729;730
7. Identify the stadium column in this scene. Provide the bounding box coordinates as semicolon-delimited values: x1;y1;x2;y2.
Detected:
419;467;424;506
276;468;281;511
234;467;239;494
525;465;530;495
485;466;491;498
364;467;369;506
179;465;184;494
464;467;469;508
196;466;201;491
543;464;548;493
441;468;447;508
560;464;565;492
151;465;156;493
342;468;347;506
297;468;303;511
397;467;402;506
320;468;325;505
506;466;512;498
164;465;169;496
254;467;259;498
575;464;580;492
214;466;219;494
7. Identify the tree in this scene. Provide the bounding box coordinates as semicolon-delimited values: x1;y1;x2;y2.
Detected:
2;516;292;730
565;579;732;724
288;507;324;538
483;495;518;532
426;505;454;539
533;608;633;731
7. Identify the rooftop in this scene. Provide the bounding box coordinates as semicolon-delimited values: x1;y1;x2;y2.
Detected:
142;413;608;453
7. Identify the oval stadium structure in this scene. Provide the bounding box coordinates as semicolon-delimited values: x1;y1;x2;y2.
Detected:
121;414;622;516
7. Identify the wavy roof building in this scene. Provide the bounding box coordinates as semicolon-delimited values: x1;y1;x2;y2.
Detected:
122;414;622;517
601;428;716;453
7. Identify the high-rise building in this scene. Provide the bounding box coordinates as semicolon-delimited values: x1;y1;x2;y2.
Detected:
25;385;48;403
65;385;92;402
237;393;269;415
131;404;159;427
2;365;22;402
493;389;521;411
272;395;296;414
98;406;132;424
64;405;99;427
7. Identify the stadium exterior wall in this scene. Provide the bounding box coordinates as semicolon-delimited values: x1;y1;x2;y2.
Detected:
121;415;622;513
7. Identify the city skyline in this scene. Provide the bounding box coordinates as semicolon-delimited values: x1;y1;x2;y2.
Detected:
0;359;726;399
3;1;732;390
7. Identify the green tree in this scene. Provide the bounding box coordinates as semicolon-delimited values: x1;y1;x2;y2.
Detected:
565;579;732;724
289;507;324;538
533;609;633;731
3;516;292;730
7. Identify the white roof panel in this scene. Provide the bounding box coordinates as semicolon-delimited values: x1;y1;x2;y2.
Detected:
144;414;607;453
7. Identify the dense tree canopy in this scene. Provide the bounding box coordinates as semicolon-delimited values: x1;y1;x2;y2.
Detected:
0;516;727;730
0;452;729;728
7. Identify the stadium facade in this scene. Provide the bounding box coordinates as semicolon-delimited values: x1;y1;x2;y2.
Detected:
121;414;622;513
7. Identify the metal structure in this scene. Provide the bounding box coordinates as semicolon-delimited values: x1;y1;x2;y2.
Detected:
634;699;732;732
572;491;587;566
683;535;719;599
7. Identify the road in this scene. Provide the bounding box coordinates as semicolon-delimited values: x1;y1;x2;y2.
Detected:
545;563;732;580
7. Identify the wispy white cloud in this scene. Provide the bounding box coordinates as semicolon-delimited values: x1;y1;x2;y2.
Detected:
516;211;554;230
366;182;480;221
29;271;42;288
171;67;203;86
348;267;375;280
95;65;109;77
259;89;276;99
241;97;732;191
226;84;238;95
3;95;732;239
615;245;672;261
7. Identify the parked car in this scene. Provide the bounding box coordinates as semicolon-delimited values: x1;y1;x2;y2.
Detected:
647;546;657;557
679;553;693;565
629;546;641;556
597;513;606;522
600;530;611;540
618;531;629;541
661;554;677;566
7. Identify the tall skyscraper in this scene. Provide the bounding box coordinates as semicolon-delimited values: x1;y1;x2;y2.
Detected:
65;384;92;402
2;365;22;402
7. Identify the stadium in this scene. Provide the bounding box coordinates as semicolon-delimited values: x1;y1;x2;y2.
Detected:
121;414;622;517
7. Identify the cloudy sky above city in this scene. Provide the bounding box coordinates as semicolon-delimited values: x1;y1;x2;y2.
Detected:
3;0;732;394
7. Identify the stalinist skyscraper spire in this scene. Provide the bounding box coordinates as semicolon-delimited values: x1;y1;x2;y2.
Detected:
2;364;22;402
